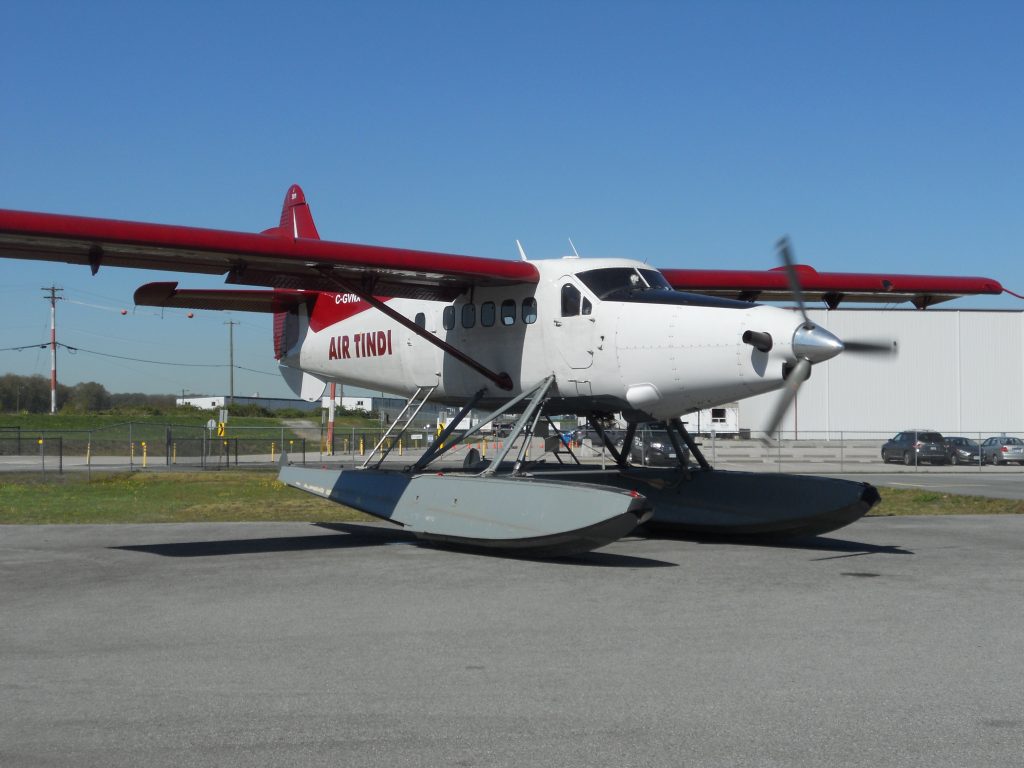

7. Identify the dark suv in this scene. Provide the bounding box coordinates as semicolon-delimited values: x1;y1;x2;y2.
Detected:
881;430;947;465
616;429;690;467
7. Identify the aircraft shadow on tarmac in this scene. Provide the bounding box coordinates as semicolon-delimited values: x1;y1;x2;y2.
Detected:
652;531;914;560
112;522;678;568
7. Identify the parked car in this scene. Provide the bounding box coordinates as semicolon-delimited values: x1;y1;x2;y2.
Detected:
616;429;690;467
881;430;947;465
943;436;980;465
980;436;1024;465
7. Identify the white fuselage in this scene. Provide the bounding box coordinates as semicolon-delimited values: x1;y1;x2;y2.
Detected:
283;257;814;420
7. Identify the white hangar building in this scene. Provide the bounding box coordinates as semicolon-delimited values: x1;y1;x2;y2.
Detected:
737;308;1024;439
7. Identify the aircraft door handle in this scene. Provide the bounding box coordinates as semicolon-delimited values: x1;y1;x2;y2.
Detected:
553;320;562;327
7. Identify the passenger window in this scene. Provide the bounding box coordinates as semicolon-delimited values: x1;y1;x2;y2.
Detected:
481;301;495;327
582;297;593;316
501;299;516;326
561;284;581;317
442;306;455;330
461;303;476;328
522;297;538;324
414;312;426;328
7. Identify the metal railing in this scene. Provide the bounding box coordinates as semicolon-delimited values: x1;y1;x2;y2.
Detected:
1;422;1021;475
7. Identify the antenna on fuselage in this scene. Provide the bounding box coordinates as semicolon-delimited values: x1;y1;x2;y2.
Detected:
568;238;581;258
515;240;529;261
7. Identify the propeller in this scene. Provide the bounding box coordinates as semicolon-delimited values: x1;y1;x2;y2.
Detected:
777;236;813;329
761;237;896;442
842;339;898;355
762;357;811;443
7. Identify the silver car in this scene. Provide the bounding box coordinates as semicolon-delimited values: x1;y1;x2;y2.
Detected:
980;436;1024;465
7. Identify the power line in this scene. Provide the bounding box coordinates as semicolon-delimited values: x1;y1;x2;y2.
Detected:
0;342;50;352
53;342;280;376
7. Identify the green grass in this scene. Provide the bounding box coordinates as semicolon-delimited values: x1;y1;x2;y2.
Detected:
868;488;1024;517
0;470;373;524
1;472;1021;525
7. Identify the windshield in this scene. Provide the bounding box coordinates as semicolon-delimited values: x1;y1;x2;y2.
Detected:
577;268;672;300
577;266;752;309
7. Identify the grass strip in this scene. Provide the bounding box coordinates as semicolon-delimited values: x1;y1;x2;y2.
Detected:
1;471;1021;525
0;470;372;524
868;488;1024;517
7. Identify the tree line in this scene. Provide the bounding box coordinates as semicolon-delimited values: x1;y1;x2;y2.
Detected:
0;374;176;413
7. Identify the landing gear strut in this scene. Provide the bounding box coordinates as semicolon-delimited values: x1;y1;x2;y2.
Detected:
587;415;712;472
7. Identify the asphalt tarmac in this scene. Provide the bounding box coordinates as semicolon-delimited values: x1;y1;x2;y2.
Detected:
2;517;1023;767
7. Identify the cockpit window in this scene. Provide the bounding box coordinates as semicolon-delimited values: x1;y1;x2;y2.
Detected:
561;283;582;317
577;267;672;300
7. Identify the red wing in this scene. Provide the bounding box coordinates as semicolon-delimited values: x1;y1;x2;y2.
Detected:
660;266;1004;309
0;208;538;302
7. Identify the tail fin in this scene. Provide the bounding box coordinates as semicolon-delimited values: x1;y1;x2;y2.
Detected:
262;184;320;240
264;184;320;357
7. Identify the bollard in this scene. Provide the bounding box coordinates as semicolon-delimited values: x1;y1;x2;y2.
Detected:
398;439;403;456
38;438;45;476
172;443;177;464
142;441;148;469
359;436;364;456
271;441;276;462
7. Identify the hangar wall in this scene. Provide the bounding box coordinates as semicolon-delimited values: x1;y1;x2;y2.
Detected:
737;309;1024;438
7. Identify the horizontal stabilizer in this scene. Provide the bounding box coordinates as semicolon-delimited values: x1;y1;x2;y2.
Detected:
278;364;327;402
134;282;312;313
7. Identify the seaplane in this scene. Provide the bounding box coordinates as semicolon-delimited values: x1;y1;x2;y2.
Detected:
0;186;1007;556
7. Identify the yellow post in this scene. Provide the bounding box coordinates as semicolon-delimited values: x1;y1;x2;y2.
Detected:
398;439;403;456
481;439;486;458
271;442;276;462
86;440;91;464
142;441;147;468
172;443;177;464
359;436;365;456
130;442;135;462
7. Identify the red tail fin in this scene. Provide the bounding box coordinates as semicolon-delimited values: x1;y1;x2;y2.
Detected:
262;184;320;240
265;184;320;357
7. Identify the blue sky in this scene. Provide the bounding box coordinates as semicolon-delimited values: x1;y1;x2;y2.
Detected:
2;1;1022;397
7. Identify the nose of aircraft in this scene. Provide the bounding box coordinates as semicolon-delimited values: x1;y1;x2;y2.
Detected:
792;323;844;364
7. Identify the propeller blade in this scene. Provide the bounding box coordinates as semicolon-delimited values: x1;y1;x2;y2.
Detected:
842;339;898;355
761;357;811;442
776;236;811;328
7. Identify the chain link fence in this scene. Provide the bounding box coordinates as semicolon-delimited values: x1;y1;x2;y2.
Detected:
1;422;1022;475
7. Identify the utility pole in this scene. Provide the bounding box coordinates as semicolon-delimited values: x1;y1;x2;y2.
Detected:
42;286;63;414
224;320;238;405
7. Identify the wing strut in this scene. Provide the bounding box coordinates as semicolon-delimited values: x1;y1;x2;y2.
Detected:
318;268;514;391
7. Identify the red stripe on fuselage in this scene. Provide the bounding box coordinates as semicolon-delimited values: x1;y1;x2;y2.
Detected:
308;291;391;332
